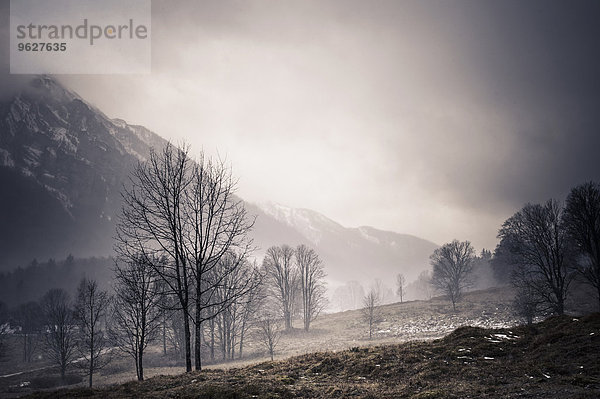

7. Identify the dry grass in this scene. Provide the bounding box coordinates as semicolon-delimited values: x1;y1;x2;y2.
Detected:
19;313;600;398
3;287;597;398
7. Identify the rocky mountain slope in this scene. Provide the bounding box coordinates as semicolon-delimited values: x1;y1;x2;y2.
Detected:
0;76;166;268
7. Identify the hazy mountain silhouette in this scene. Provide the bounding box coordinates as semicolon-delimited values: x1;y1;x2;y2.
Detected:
0;76;437;287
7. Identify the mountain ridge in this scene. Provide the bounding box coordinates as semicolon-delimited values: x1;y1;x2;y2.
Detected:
0;76;437;290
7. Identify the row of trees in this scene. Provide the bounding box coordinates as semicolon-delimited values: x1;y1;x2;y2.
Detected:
423;182;599;321
12;278;111;386
262;244;327;331
495;182;600;321
111;143;327;378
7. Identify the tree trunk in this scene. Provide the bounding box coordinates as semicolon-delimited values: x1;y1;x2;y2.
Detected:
89;336;94;387
183;312;192;372
138;345;144;381
194;299;202;371
162;319;167;356
239;326;245;359
210;318;215;361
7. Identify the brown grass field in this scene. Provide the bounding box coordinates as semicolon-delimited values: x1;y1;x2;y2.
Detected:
2;287;598;398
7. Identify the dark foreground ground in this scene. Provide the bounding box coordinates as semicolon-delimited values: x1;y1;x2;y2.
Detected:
24;313;600;398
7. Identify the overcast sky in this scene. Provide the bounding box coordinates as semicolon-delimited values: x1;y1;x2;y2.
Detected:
4;0;600;251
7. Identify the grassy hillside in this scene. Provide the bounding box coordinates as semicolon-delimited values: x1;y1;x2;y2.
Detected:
22;313;600;398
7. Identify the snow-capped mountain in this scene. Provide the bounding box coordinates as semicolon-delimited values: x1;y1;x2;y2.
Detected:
251;202;438;286
0;76;437;288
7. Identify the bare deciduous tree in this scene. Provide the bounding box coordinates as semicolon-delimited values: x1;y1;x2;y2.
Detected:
117;143;255;371
74;278;111;387
116;143;194;372
183;155;256;370
208;255;262;361
396;273;406;303
296;245;327;331
263;245;298;330
41;289;77;383
563;181;600;310
512;280;542;325
498;200;575;315
256;316;281;361
361;285;382;339
430;240;475;311
112;255;164;381
15;301;42;363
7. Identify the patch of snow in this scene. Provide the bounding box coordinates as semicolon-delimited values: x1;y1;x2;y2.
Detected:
358;227;380;244
0;148;14;167
483;357;494;360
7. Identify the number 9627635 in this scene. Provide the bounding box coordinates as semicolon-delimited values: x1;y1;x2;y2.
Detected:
17;42;67;51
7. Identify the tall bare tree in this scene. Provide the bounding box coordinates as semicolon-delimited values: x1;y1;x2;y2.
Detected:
263;245;298;330
183;156;255;370
295;245;326;331
74;278;111;387
112;255;164;381
396;273;406;303
563;181;600;310
361;284;382;339
498;200;575;315
41;289;77;383
116;143;194;371
430;240;475;311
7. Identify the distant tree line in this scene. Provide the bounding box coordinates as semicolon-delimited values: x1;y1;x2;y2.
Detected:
0;255;113;307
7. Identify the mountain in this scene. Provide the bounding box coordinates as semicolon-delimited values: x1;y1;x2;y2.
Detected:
250;202;438;287
0;76;437;290
0;76;166;269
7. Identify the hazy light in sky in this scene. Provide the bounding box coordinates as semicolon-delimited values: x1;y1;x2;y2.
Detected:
50;0;600;252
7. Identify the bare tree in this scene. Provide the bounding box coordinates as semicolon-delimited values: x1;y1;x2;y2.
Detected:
14;301;43;363
256;316;281;361
208;255;262;361
563;181;600;310
41;289;77;383
74;278;111;387
512;280;542;325
117;143;255;371
295;245;327;331
498;200;575;315
396;273;406;303
333;281;366;311
183;156;256;370
263;245;298;330
361;284;382;339
112;255;164;381
430;240;475;311
116;143;194;372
